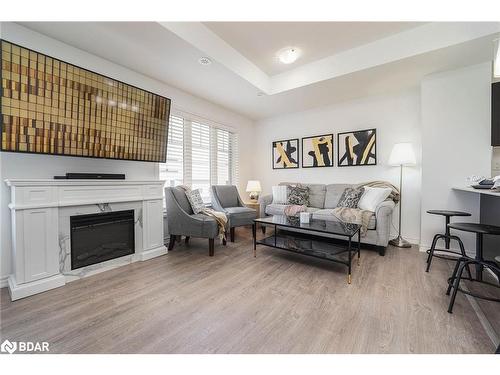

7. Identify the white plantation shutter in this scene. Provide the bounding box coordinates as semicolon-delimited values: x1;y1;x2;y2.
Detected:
182;120;192;187
160;114;238;207
191;121;211;202
210;127;218;186
230;132;239;186
159;115;184;188
216;129;230;185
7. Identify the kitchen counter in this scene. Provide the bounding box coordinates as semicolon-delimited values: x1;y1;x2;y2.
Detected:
453;185;500;349
453;186;500;264
452;186;500;196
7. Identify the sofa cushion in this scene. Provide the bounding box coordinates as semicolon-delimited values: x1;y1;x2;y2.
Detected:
265;204;286;216
312;209;376;230
324;184;354;208
303;184;326;208
280;182;326;208
265;204;318;216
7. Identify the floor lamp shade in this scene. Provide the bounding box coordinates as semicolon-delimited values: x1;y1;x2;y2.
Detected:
389;143;416;166
389;142;415;248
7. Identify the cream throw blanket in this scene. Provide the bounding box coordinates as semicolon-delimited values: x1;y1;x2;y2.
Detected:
199;208;228;240
332;181;400;237
178;185;228;240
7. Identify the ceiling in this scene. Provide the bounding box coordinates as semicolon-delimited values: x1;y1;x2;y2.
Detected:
204;22;424;75
16;22;500;121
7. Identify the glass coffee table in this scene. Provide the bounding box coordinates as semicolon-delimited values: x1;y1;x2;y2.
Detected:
252;215;361;284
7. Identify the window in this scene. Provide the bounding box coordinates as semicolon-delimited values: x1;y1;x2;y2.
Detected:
191;122;211;202
159;114;238;206
216;129;230;185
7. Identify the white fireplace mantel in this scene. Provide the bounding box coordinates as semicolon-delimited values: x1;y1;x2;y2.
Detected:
4;179;167;300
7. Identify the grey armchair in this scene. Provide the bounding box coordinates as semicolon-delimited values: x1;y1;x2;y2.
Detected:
165;186;223;256
210;185;257;242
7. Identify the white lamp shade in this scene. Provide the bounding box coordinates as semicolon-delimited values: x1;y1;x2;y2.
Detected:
388;143;416;166
246;180;262;192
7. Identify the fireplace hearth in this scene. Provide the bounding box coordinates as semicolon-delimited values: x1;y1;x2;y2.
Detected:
70;210;135;270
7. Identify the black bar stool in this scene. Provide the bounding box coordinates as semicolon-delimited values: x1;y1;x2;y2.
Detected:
425;210;471;273
446;252;500;314
445;223;500;282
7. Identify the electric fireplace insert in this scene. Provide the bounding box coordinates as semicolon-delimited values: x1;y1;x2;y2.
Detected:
70;210;135;270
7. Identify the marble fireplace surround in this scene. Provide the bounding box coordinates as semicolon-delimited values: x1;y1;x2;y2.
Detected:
4;179;166;300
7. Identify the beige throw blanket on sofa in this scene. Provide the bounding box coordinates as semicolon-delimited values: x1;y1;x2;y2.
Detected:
332;181;400;237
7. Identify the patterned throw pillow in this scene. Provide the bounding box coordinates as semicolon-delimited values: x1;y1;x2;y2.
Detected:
185;189;205;214
337;187;364;208
287;185;310;206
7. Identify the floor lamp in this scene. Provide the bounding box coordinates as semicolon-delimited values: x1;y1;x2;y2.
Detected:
388;142;416;248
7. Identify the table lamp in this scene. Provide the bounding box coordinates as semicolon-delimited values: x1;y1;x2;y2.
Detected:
388;142;416;248
246;180;262;202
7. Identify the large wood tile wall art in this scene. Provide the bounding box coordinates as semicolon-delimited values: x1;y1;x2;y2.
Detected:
1;40;171;162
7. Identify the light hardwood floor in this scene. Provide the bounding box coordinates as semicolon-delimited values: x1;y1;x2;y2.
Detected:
0;228;496;353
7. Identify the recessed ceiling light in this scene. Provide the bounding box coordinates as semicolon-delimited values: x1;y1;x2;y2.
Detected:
198;57;212;66
277;47;301;64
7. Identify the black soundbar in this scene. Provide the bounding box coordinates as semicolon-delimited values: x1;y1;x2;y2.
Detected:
54;173;125;180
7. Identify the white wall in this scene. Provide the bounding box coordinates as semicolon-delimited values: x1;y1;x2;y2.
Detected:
0;22;255;283
253;89;422;243
420;62;492;251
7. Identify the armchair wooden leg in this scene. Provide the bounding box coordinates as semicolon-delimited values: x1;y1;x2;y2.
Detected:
223;234;227;246
185;236;190;245
209;238;215;256
168;235;176;251
230;227;235;242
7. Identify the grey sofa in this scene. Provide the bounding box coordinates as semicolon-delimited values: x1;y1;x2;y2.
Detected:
258;182;395;255
165;186;225;256
210;185;257;242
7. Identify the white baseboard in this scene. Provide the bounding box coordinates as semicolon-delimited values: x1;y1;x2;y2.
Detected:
4;246;167;300
139;245;168;261
0;275;9;289
8;274;66;301
404;237;420;246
